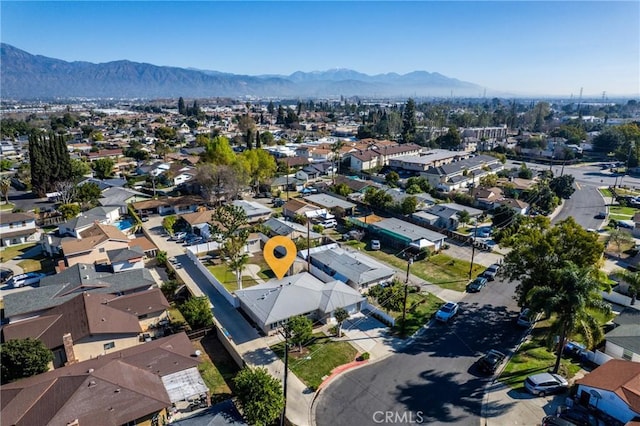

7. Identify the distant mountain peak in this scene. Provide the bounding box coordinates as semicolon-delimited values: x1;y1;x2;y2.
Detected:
1;43;485;100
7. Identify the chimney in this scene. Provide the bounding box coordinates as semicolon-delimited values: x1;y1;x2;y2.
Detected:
56;260;66;273
63;333;78;365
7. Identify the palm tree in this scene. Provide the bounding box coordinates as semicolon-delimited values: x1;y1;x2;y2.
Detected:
527;262;611;374
616;268;640;305
331;140;345;184
0;178;10;204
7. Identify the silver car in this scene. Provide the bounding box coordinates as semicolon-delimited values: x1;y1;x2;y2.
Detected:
524;373;568;396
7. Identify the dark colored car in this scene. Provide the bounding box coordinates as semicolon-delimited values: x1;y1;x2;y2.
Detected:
541;416;580;426
0;268;14;284
467;276;488;293
476;349;506;374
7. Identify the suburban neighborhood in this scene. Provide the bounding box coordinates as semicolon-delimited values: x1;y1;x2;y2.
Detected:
1;95;640;426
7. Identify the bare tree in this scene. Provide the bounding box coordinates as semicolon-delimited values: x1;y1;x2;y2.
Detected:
54;180;77;205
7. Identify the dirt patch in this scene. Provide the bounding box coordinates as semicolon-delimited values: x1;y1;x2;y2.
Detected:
198;332;241;400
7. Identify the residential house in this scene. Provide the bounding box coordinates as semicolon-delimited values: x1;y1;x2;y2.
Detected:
85;148;123;162
234;272;364;335
3;263;156;322
0;212;38;247
262;218;322;242
58;206;121;237
421;154;504;192
423;203;484;230
354;216;448;251
129;235;159;258
180;209;215;239
61;223;130;267
0;333;208;426
604;307;640;362
269;175;306;193
99;186;151;215
2;289;169;366
346;143;422;172
132;195;207;216
470;187;504;210
495;198;530;215
309;247;394;291
334;175;373;194
232;200;272;223
107;245;146;272
304;193;357;216
574;360;640;424
282;199;326;220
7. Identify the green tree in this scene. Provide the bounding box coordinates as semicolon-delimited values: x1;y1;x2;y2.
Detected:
502;217;605;307
400;196;418;214
160;279;181;303
479;174;499;187
607;228;633;258
1;338;53;383
0;158;13;171
385;171;400;187
92;158;115;179
210;205;250;289
331;140;345;183
260;131;275;146
241;149;277;193
58;203;80;220
74;182;102;206
156;250;168;267
29;131;72;197
70;158;92;180
364;188;393;211
178;97;186;115
201;136;236;165
162;215;178;236
518;163;533;179
332;183;351;197
376;280;405;313
285;315;313;352
233;367;284;426
527;263;611;375
0;178;10;204
179;296;214;329
438;126;462;150
154;126;177;142
401;98;417;144
616;269;640;304
549;175;576;199
333;307;350;338
457;210;471;229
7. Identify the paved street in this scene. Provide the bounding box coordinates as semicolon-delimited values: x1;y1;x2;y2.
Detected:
314;276;522;426
552;183;607;229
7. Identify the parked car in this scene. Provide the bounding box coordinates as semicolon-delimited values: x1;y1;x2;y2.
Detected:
272;198;285;207
524;372;568;396
171;231;187;241
0;268;14;284
371;240;381;250
517;308;536;327
8;272;46;288
320;219;337;228
435;302;459;322
474;228;492;238
467;276;488;293
476;349;506;374
483;264;500;281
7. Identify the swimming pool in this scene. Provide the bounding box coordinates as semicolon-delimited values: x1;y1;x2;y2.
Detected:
114;218;134;231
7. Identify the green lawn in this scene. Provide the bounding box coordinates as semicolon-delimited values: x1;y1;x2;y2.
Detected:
270;333;358;390
392;291;443;336
207;253;275;293
499;310;612;391
17;254;56;274
344;241;483;291
599;188;613;198
609;204;638;220
0;243;37;263
0;203;14;211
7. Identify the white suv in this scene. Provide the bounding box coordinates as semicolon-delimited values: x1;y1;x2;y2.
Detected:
321;219;337;228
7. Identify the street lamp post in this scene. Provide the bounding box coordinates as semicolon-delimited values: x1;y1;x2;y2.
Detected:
401;255;414;337
279;329;290;426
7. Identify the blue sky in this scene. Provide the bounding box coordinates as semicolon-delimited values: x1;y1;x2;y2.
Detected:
2;1;638;96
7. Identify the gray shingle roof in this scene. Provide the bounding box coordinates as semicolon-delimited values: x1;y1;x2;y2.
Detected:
235;273;364;326
107;245;145;263
304;193;356;210
371;217;447;243
311;248;394;286
99;186;149;206
4;264;155;318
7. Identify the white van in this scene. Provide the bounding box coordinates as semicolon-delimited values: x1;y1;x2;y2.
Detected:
321;219;337;228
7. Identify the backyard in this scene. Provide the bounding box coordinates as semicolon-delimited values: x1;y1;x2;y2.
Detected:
344;240;484;292
196;332;240;403
270;333;358;391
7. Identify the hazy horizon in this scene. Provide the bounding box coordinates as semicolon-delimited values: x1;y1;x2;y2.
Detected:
2;1;638;97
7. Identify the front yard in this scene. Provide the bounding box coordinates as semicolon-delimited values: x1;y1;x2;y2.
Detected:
392;291;443;336
344;240;484;292
270;333;358;391
206;253;274;293
0;243;36;263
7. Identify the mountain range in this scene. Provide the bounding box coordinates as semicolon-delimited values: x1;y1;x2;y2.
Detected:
1;43;485;100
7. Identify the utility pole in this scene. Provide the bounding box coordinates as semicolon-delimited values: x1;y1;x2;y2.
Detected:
469;219;478;279
306;214;311;272
401;255;414;337
279;329;289;426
